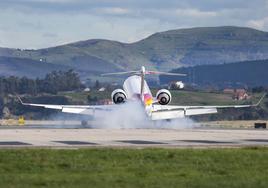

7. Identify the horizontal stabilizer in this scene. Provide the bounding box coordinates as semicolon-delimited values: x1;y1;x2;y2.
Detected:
101;66;186;77
101;71;139;76
146;71;186;76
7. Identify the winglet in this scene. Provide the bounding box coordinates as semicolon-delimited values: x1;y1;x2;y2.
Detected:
16;95;26;105
253;93;266;107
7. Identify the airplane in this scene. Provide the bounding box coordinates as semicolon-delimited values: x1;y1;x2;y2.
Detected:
17;66;265;121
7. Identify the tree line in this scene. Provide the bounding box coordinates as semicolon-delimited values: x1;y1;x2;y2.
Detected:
160;59;268;88
0;70;84;95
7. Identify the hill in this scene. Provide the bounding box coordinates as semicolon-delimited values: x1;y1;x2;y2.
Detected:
1;26;268;80
0;56;70;78
160;59;268;87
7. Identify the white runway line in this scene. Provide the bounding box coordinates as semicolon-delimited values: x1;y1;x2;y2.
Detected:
0;128;267;148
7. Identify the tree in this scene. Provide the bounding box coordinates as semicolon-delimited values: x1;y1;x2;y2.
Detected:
0;70;84;95
252;86;266;93
87;94;98;104
6;76;19;94
0;78;5;95
0;96;3;117
94;80;100;89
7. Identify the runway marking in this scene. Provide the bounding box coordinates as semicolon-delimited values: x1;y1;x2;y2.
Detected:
179;140;236;144
118;140;167;145
0;141;32;146
0;128;268;148
244;139;268;143
53;141;98;145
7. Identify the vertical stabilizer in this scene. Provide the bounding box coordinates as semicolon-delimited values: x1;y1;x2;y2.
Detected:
140;66;146;101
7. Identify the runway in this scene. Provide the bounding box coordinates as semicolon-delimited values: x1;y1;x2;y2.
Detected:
0;127;267;148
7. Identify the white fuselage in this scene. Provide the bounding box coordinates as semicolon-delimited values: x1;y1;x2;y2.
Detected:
123;75;154;116
123;75;151;100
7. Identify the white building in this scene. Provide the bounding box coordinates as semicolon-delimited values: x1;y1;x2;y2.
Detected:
98;87;106;92
169;81;184;89
175;81;184;89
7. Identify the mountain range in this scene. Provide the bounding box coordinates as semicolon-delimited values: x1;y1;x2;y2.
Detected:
1;26;268;81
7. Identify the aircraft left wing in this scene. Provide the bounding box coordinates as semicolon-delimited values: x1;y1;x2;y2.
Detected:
17;96;112;115
151;94;266;120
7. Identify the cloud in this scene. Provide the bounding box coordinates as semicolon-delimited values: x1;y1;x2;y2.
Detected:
43;33;58;38
24;0;77;2
95;7;130;15
247;17;268;30
175;8;217;18
0;0;268;49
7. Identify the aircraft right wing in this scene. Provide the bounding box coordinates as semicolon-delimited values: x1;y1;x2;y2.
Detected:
151;94;266;120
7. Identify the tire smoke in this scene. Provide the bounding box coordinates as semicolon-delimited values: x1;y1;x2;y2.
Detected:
92;101;198;129
48;101;198;129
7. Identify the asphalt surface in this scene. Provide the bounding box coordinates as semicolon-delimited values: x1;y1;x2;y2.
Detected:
0;126;267;148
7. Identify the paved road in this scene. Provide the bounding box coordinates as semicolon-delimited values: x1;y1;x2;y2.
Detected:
0;128;267;148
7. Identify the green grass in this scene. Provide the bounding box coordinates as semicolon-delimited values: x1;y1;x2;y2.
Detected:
0;148;268;188
59;91;110;104
169;91;265;106
170;90;236;105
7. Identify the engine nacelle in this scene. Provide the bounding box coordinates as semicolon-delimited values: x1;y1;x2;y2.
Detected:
111;89;127;104
156;89;172;105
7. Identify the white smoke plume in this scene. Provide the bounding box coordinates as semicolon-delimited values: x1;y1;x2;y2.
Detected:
47;101;198;129
92;101;198;129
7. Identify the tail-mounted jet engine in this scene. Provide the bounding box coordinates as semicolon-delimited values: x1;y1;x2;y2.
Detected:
111;89;127;104
156;89;172;105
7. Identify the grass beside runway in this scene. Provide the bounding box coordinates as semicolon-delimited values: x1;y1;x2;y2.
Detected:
0;148;268;188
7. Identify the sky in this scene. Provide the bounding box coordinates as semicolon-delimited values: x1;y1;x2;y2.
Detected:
0;0;268;49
